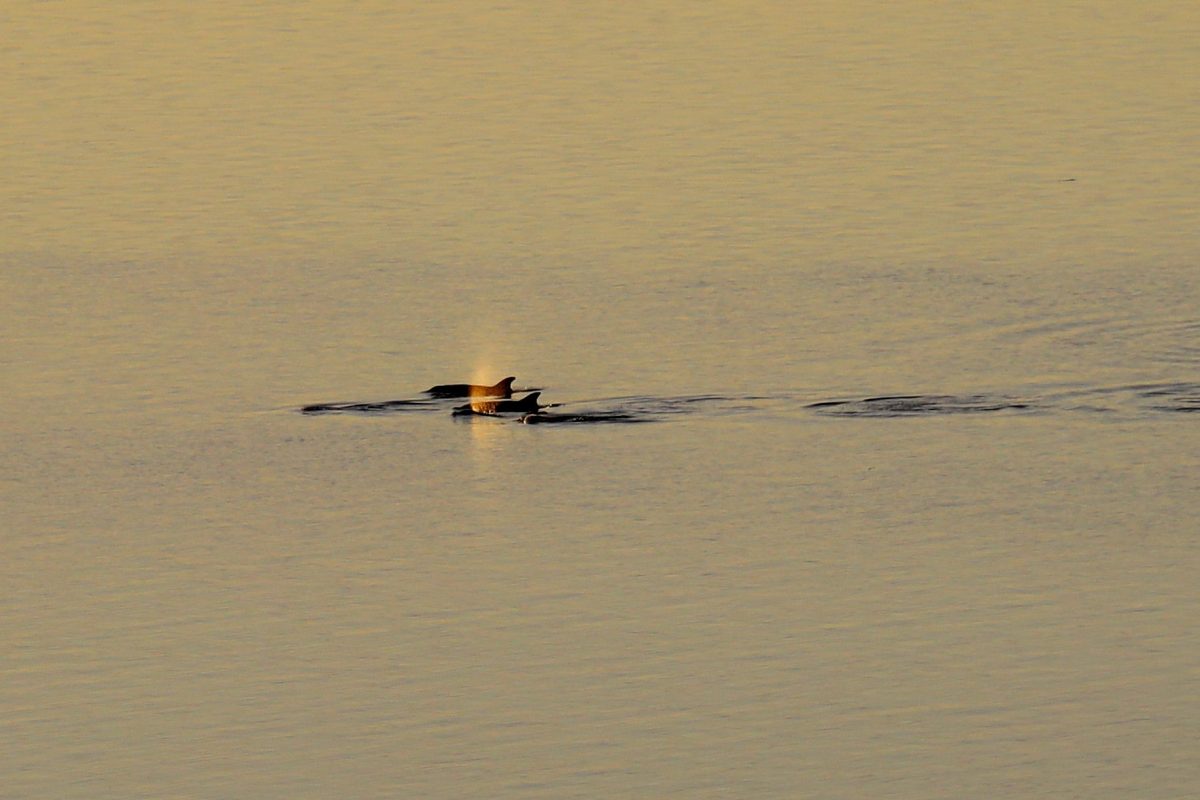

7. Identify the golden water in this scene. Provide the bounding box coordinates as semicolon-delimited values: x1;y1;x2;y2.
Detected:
3;3;1198;797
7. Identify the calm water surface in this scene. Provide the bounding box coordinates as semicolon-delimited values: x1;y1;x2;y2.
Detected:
3;3;1199;798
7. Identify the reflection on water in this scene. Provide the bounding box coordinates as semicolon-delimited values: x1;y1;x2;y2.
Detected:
4;1;1200;798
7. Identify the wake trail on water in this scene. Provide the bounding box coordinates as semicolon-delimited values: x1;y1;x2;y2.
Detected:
297;383;1200;423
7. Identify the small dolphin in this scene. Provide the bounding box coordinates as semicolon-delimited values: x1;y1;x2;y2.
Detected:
453;392;545;416
425;376;516;399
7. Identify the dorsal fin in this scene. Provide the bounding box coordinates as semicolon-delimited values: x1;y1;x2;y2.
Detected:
519;392;542;408
494;376;516;394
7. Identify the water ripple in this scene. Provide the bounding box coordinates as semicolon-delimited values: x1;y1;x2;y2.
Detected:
993;313;1200;368
298;385;1200;424
807;394;1037;418
300;399;438;415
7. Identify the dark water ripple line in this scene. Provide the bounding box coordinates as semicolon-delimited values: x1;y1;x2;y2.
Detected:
297;385;1200;422
1024;382;1200;416
1132;383;1200;413
518;411;649;425
808;382;1200;419
300;398;441;415
806;394;1039;418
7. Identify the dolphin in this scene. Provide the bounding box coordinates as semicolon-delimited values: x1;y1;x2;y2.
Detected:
425;376;516;399
453;392;545;416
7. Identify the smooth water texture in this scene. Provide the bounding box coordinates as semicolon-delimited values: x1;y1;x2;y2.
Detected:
3;3;1199;798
